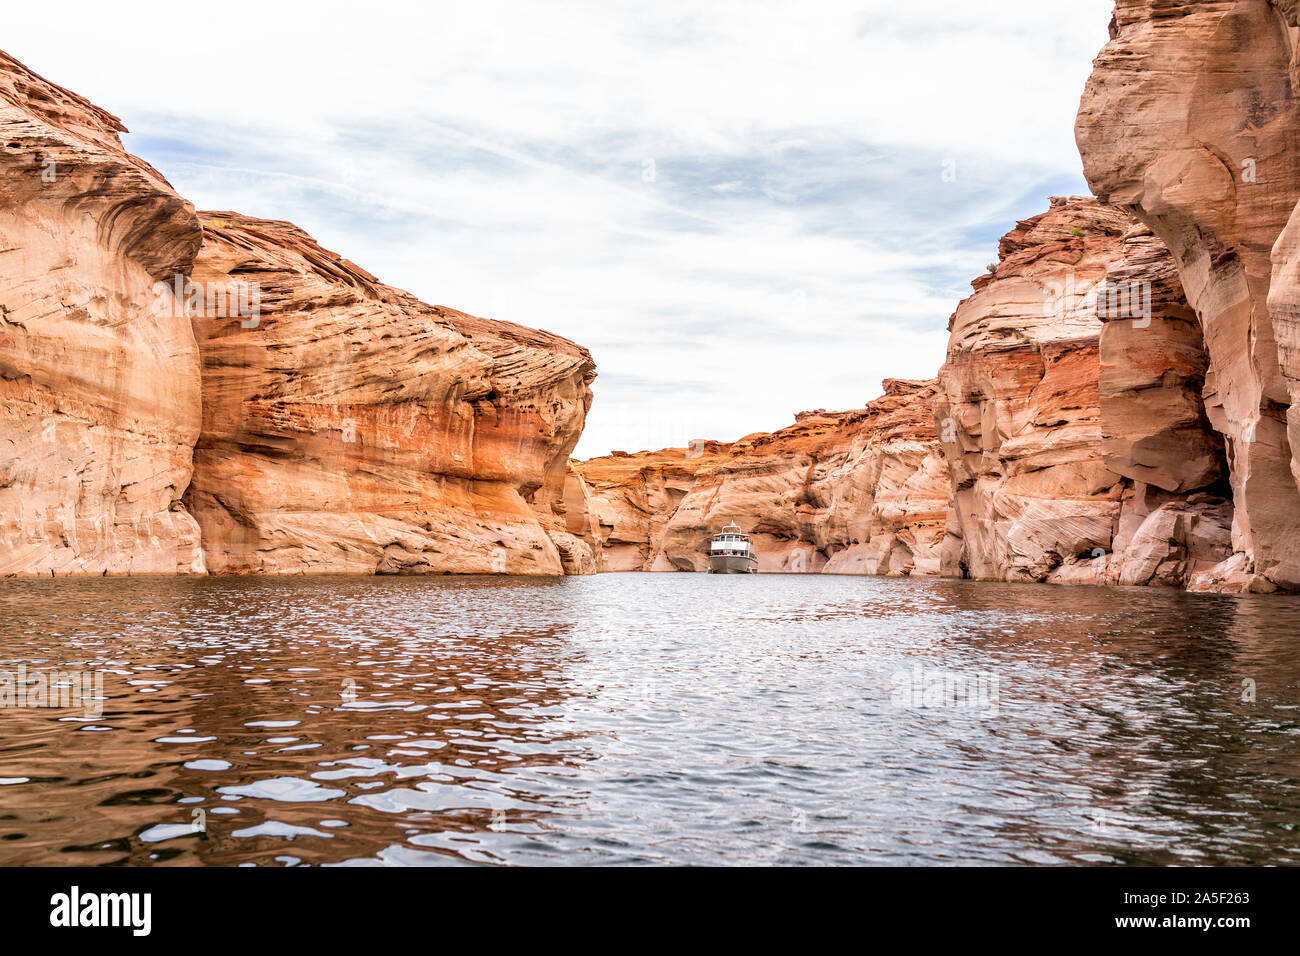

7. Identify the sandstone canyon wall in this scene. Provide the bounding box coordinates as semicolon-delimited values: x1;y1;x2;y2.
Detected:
0;51;206;574
1077;0;1300;591
933;197;1234;588
0;51;596;576
187;213;596;575
577;379;952;575
7;1;1300;594
580;198;1242;590
577;0;1300;594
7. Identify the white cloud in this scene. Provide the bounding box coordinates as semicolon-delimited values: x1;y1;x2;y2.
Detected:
3;0;1115;457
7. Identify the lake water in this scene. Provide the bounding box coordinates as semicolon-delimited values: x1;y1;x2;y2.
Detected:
0;573;1298;866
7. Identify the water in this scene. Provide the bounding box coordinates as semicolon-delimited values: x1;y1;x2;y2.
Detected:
0;573;1298;866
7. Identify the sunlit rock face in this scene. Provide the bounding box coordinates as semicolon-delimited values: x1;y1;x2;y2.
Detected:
186;213;597;574
933;199;1130;583
577;380;952;575
1267;0;1300;535
0;51;206;575
0;47;599;577
574;447;716;573
1077;0;1300;591
933;198;1234;587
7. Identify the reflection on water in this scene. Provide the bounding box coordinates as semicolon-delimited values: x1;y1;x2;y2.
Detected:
0;573;1298;865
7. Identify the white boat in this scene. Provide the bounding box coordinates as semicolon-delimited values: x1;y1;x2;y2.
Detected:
708;523;758;573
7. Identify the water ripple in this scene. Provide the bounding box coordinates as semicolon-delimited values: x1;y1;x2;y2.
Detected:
0;574;1298;865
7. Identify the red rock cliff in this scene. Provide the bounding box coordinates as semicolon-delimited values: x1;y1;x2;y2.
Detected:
577;379;952;574
0;51;597;576
579;197;1237;590
187;213;597;574
1076;0;1300;591
0;51;205;574
934;197;1233;587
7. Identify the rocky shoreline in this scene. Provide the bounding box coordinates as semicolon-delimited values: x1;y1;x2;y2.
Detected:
577;198;1252;589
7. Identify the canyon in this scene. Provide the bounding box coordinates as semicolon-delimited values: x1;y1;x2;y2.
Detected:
1075;0;1300;591
186;213;596;575
5;0;1300;593
0;50;205;574
933;198;1235;589
578;0;1300;593
580;198;1240;589
576;378;951;575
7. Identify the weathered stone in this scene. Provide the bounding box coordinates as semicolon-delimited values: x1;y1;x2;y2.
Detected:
1077;0;1300;590
578;380;951;575
1099;231;1225;493
934;199;1132;583
0;51;205;575
187;213;596;575
0;50;598;577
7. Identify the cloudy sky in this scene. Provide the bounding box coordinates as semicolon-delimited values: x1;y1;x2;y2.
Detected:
7;0;1114;457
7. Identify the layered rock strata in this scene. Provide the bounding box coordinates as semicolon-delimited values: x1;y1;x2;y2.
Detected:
0;51;205;574
1077;0;1300;591
0;51;597;576
577;379;951;575
580;198;1240;589
933;197;1233;587
187;213;597;574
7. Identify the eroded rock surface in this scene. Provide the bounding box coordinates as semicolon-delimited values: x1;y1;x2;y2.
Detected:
0;50;598;577
934;197;1233;586
578;380;951;575
0;51;206;574
187;213;597;574
1098;225;1225;494
1077;0;1300;590
579;196;1242;588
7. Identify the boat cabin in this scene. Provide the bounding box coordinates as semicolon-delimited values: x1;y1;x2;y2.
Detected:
710;523;753;556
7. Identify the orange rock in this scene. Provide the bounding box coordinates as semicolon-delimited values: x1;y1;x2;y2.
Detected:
186;213;597;574
0;51;205;574
577;380;952;575
578;197;1244;589
934;198;1235;586
1077;0;1300;590
935;199;1131;582
0;50;597;577
1098;229;1225;494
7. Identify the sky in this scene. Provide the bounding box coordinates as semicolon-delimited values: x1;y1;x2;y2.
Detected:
4;0;1116;458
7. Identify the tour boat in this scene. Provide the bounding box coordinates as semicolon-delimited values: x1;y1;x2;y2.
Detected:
708;522;758;574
